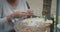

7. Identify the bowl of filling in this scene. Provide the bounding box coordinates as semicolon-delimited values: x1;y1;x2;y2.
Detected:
14;18;47;32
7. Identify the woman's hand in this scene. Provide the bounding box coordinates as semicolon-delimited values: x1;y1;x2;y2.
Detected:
26;9;33;18
7;9;33;26
11;12;26;18
7;12;28;26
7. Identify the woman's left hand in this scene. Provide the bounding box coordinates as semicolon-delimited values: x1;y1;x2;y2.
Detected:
27;9;33;18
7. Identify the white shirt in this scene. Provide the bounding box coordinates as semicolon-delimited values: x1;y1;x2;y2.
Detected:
0;0;28;32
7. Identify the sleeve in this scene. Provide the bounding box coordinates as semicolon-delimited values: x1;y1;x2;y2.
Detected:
0;3;8;31
0;4;8;23
0;0;13;31
0;4;12;32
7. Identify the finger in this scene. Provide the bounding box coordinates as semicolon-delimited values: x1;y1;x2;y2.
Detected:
27;9;33;12
28;10;32;12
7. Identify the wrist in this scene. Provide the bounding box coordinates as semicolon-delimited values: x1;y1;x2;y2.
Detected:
7;15;11;22
7;14;14;21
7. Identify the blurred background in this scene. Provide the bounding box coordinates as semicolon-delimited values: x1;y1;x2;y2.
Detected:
27;0;56;16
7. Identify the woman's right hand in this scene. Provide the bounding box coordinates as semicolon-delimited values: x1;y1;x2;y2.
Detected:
7;11;29;21
11;12;27;18
7;12;27;26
